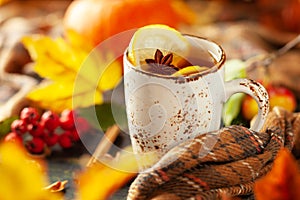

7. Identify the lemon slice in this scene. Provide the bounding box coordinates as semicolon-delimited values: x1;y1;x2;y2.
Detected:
172;65;209;77
128;24;190;66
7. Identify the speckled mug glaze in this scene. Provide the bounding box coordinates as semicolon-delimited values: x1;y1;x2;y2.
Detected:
123;35;269;168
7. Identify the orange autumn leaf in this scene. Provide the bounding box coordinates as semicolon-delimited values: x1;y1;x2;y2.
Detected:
76;147;139;200
254;148;300;200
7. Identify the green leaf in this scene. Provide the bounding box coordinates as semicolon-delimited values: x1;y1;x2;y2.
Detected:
222;93;245;126
223;59;247;126
0;116;18;139
77;103;127;132
224;59;247;81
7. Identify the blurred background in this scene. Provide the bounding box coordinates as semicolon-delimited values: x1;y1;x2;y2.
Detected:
1;0;300;115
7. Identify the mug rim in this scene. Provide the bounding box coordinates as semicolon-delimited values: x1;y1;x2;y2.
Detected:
124;35;226;80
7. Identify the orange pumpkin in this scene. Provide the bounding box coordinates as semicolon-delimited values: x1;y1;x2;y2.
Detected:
63;0;196;47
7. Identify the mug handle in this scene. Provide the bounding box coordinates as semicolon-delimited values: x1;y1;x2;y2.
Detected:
224;79;269;132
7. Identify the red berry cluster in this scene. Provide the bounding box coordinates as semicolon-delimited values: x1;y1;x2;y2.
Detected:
4;107;90;155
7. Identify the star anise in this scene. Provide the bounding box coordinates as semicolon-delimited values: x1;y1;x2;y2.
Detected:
145;49;179;75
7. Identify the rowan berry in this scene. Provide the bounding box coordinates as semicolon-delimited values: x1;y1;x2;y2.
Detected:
27;123;44;137
10;119;27;135
74;117;90;133
58;133;73;149
20;107;39;123
60;109;75;130
4;132;23;146
40;110;60;131
43;131;59;147
25;137;45;154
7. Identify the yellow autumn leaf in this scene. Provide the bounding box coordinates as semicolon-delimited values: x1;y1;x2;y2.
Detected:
22;35;122;112
97;55;123;91
76;147;139;200
65;29;94;52
28;82;104;111
0;142;62;200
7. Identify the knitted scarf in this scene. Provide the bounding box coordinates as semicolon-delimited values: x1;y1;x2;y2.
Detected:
127;107;300;200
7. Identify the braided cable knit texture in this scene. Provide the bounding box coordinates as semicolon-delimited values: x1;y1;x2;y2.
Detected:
127;107;300;200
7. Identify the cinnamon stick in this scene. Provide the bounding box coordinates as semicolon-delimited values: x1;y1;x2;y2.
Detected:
86;124;120;167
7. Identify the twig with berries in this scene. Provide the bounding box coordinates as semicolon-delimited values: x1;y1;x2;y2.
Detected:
5;107;91;155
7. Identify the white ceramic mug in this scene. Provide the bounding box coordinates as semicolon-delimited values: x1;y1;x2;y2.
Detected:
123;35;269;168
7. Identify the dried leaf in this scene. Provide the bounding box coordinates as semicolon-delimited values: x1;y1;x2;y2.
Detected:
22;35;122;112
254;148;300;200
44;180;68;193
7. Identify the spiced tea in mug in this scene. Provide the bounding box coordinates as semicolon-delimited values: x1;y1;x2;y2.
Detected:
123;25;269;170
